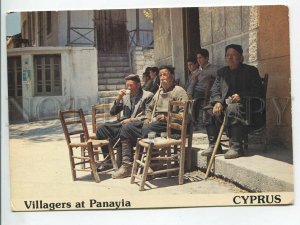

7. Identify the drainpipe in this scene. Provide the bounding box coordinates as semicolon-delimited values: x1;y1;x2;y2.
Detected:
136;9;140;46
67;11;70;46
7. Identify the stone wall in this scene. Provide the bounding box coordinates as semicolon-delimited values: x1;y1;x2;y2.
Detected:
199;5;292;148
199;6;258;67
257;5;291;148
153;8;185;85
131;46;155;78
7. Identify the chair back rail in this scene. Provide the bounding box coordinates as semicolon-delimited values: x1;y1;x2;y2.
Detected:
92;104;120;134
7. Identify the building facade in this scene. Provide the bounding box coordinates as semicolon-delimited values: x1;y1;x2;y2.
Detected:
152;5;291;148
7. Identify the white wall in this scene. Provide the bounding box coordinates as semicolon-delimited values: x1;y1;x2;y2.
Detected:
7;46;98;121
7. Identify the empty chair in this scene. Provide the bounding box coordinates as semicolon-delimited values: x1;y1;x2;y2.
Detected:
59;109;117;183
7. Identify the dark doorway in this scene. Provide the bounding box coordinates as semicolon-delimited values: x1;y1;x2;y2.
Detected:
183;8;201;76
94;10;128;54
7;56;24;123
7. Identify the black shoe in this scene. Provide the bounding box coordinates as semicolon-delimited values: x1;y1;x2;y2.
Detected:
97;163;113;172
201;145;223;156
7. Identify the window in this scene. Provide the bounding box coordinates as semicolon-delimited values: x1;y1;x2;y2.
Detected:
46;11;52;35
7;57;22;97
34;54;62;96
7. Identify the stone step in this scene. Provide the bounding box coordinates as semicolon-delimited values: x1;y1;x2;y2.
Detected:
99;56;129;62
98;84;125;91
98;67;131;73
98;90;119;98
98;78;124;85
99;61;130;67
97;96;116;104
98;72;127;79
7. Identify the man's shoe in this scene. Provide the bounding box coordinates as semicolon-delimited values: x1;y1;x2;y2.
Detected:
224;149;242;159
97;163;113;172
201;145;223;156
111;164;132;179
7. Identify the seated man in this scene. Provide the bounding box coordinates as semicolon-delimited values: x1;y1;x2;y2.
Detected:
96;74;153;178
201;44;264;159
142;65;189;137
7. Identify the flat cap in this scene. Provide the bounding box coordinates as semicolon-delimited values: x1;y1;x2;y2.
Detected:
225;44;243;55
125;74;141;83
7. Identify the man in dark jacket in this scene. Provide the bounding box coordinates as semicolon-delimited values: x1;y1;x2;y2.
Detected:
96;74;153;178
201;44;264;159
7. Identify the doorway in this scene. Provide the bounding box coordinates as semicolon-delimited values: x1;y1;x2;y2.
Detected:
94;10;128;54
7;56;23;123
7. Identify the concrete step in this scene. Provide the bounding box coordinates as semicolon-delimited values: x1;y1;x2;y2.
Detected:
98;84;125;91
98;67;131;73
99;61;130;67
191;132;294;192
99;56;129;62
97;96;116;104
99;72;126;79
98;90;119;98
98;78;124;85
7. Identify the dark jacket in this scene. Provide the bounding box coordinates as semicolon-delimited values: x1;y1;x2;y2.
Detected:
210;63;265;129
110;89;154;121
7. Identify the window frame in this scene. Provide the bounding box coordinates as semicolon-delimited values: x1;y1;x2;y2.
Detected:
34;54;62;96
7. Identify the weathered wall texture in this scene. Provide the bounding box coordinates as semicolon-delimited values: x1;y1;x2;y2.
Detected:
7;47;98;121
131;46;155;76
153;8;185;84
199;5;291;148
257;5;291;147
199;6;258;66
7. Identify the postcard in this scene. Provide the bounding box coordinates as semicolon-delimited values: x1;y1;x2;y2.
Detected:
2;1;298;224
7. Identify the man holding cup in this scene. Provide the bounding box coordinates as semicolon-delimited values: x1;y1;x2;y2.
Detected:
201;44;264;159
96;74;153;178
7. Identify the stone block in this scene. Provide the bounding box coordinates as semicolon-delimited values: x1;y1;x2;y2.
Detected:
212;41;226;66
212;7;226;43
199;8;212;46
242;6;250;32
225;7;242;38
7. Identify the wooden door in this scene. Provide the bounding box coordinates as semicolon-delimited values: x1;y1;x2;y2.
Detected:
7;56;24;123
95;10;128;54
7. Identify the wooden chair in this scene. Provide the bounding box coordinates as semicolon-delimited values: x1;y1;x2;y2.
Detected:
59;109;117;183
130;100;191;191
90;104;120;139
90;104;122;167
243;73;269;150
185;100;195;171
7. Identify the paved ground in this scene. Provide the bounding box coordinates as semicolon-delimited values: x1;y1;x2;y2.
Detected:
9;118;247;211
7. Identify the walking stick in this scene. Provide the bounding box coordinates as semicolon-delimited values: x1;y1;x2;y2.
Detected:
204;111;227;179
150;82;162;122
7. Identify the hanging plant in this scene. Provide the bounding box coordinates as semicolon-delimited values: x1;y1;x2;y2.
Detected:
143;9;153;23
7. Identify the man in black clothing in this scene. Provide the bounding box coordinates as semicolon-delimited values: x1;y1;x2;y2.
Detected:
201;44;264;159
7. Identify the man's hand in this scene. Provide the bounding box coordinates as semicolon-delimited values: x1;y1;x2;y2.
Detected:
116;89;126;101
213;102;223;116
121;118;134;125
231;93;241;103
143;118;150;125
156;114;167;122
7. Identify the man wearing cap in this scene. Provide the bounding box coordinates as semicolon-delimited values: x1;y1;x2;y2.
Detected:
201;44;264;159
142;65;189;137
96;74;153;178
